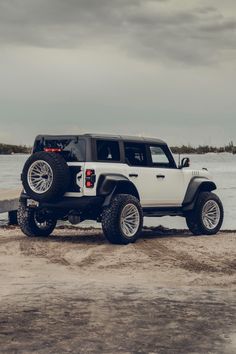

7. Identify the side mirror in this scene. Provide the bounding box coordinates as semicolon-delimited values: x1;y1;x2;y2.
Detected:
180;157;190;169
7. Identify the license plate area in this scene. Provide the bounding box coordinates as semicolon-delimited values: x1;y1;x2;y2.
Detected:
27;199;39;208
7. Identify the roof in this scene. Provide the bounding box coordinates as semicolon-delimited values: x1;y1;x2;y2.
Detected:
35;133;167;145
83;133;166;144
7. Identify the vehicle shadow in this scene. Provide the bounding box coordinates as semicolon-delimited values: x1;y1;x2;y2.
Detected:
50;234;105;244
45;226;194;244
141;227;193;239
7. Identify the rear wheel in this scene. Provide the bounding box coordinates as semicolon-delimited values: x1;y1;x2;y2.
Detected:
18;203;57;237
101;194;143;244
186;192;224;235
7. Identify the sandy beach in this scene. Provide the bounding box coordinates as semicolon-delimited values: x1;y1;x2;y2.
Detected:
0;226;235;353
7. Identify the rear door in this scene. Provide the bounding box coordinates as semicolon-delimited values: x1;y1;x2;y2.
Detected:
123;142;157;206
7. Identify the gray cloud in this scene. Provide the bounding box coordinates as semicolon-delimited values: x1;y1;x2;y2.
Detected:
199;20;236;32
0;0;236;64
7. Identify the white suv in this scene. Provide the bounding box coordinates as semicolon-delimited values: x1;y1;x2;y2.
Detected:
18;134;224;244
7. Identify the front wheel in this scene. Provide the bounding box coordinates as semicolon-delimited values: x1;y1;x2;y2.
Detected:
18;203;57;237
186;192;224;235
101;194;143;244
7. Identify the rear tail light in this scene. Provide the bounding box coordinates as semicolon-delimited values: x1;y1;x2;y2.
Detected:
44;148;62;153
86;169;93;177
85;169;96;188
85;180;93;188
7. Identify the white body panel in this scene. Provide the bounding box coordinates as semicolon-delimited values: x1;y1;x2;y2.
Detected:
65;162;211;208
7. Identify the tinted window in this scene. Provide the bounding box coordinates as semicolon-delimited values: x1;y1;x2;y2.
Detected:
149;145;171;167
124;142;147;166
34;138;86;162
96;140;120;161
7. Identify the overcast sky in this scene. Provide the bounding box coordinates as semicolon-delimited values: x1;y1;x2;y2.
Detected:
0;0;236;146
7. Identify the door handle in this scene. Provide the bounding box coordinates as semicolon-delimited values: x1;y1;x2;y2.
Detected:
129;174;138;178
156;174;165;179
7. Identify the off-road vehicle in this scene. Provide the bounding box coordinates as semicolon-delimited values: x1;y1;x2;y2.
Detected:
18;134;224;244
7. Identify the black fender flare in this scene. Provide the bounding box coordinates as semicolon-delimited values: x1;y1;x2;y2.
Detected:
182;177;217;211
96;174;140;207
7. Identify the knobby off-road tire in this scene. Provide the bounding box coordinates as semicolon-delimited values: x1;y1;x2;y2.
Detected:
18;203;57;237
21;151;70;202
101;194;143;245
186;192;224;235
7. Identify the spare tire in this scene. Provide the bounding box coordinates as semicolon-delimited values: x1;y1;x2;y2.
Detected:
21;151;70;202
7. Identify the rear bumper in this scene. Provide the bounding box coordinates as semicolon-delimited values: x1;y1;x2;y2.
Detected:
20;193;104;212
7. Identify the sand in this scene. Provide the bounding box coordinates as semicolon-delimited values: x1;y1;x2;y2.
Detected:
0;226;235;353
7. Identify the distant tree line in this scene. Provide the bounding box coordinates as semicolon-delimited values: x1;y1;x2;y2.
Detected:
0;143;31;154
0;141;236;155
171;141;236;155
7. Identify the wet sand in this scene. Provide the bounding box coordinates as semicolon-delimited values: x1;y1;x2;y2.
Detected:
0;226;235;353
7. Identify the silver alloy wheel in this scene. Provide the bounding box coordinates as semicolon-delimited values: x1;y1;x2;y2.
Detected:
202;200;221;230
120;203;140;237
27;160;53;194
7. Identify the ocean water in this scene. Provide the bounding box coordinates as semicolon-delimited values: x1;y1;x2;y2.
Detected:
0;153;235;229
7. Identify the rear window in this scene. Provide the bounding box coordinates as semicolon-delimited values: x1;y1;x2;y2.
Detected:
96;140;120;161
33;138;86;162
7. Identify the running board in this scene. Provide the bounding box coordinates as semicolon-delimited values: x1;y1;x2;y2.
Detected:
143;207;184;217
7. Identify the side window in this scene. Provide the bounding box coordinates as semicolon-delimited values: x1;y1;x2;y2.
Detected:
149;145;171;167
96;140;120;161
124;142;147;166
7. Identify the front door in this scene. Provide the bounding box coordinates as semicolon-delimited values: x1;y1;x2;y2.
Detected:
146;145;185;206
124;142;186;207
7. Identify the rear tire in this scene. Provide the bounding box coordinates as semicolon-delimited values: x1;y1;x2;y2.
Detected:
101;194;143;244
186;192;224;235
18;203;57;237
